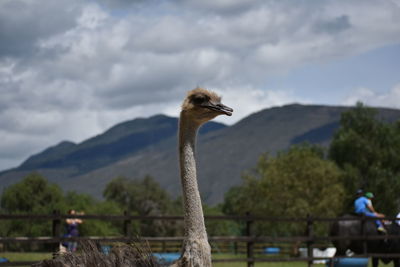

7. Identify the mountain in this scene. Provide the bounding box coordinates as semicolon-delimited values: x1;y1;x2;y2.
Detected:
19;115;225;173
0;114;226;197
1;104;400;204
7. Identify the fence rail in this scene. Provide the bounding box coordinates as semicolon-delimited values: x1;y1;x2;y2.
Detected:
1;213;400;266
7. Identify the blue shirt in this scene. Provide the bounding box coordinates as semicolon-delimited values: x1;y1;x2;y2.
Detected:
354;196;371;214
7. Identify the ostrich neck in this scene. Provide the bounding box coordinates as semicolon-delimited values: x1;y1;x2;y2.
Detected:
178;114;207;240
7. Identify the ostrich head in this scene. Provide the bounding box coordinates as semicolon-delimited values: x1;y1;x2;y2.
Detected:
181;88;233;124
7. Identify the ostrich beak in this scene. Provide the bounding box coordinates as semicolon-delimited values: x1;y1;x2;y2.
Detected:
203;102;233;116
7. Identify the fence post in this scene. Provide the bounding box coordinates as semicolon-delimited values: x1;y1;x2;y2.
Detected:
306;214;314;267
52;209;61;258
123;211;132;238
234;241;238;255
246;211;254;267
361;214;367;255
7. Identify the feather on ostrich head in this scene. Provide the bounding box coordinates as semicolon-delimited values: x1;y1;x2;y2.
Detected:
180;88;232;124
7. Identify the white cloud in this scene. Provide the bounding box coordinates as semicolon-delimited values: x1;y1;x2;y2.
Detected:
343;84;400;108
212;86;306;124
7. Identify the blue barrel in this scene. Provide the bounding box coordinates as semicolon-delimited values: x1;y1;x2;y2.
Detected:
101;245;111;255
264;247;280;254
326;258;369;267
152;253;180;264
0;257;9;263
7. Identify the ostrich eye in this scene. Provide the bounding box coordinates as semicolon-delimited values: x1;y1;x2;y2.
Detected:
191;94;208;105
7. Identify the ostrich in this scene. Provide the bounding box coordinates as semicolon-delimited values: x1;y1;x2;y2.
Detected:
33;88;232;267
172;88;233;267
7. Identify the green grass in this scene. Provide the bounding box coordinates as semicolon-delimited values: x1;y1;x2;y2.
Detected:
0;252;318;266
212;254;322;266
211;254;377;267
0;252;51;261
214;263;308;267
0;252;377;267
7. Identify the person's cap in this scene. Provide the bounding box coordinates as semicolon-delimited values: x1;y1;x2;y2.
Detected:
365;192;374;198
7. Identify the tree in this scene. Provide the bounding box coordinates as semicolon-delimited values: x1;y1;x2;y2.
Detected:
63;191;122;236
0;173;125;248
103;175;180;236
1;172;64;215
0;173;65;250
329;103;400;214
103;175;176;215
203;204;241;236
223;144;344;235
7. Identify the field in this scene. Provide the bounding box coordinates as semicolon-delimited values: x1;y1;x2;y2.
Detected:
0;252;324;267
0;252;379;267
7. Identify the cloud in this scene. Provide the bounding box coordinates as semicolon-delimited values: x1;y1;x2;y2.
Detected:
313;15;351;34
215;86;306;124
343;84;400;109
0;0;80;58
0;0;399;170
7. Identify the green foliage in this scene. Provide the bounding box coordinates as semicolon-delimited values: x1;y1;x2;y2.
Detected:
223;144;344;236
1;173;64;214
0;173;65;240
103;175;177;216
204;204;241;236
103;175;181;236
63;192;122;237
64;191;96;212
0;173;184;241
329;102;400;214
78;201;123;237
0;173;123;250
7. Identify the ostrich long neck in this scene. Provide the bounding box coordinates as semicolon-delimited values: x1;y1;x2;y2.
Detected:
178;113;207;239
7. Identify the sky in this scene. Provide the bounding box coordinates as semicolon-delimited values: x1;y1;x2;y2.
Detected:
1;0;400;171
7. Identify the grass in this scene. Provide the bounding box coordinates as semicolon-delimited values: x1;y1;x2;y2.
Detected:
212;253;310;266
0;252;320;267
0;252;51;261
0;252;377;267
214;263;309;267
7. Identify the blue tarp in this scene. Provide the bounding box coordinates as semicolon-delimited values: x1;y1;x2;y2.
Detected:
101;245;111;255
0;257;9;263
264;247;280;254
152;253;180;263
326;258;369;267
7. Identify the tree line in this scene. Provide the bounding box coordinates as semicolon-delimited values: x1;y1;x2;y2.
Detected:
1;103;399;249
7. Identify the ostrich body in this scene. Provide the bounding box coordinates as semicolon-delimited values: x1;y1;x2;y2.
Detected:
173;88;232;267
33;88;232;267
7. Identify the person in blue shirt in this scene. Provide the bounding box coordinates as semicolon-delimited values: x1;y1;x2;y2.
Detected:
354;192;386;233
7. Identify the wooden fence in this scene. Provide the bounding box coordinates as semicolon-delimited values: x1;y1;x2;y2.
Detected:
0;212;399;266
